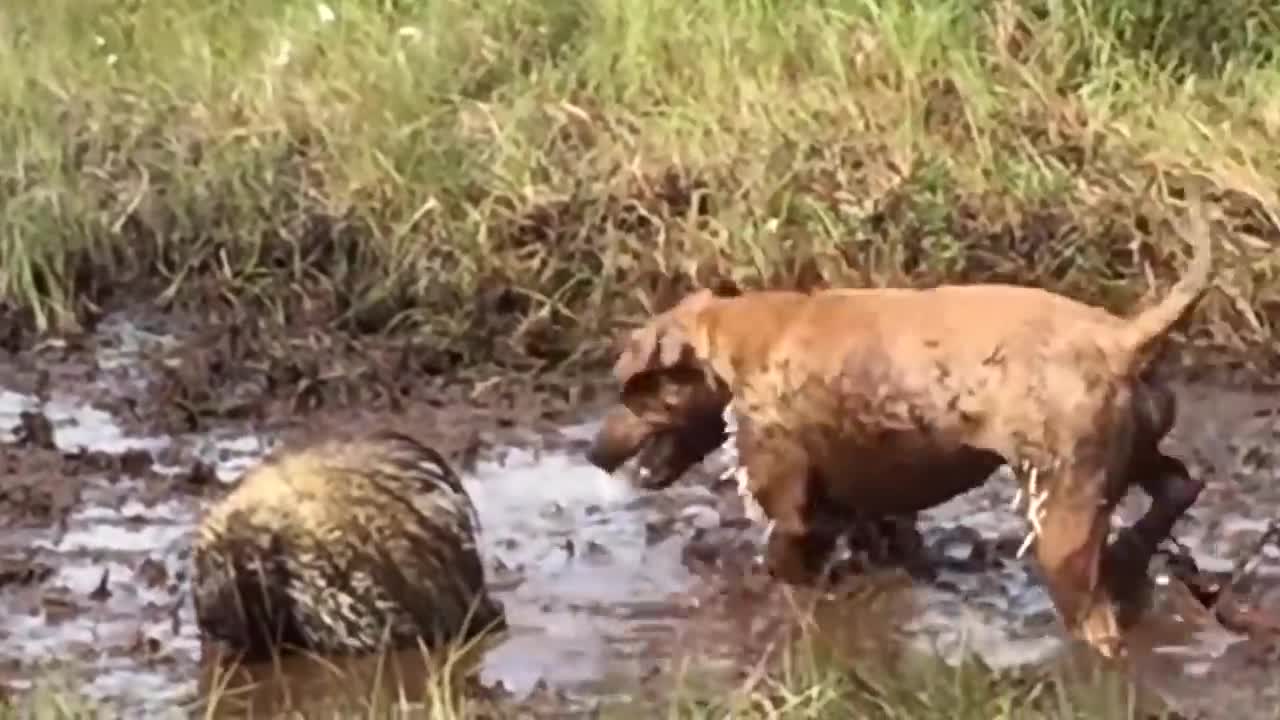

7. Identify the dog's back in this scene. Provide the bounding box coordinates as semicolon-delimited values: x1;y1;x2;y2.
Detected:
693;282;1171;510
708;284;1124;387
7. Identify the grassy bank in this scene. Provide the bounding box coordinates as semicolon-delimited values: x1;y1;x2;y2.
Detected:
1;0;1278;374
1;645;1198;720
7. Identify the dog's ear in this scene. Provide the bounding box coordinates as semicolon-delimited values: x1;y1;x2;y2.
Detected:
613;286;719;385
612;322;696;386
613;326;655;386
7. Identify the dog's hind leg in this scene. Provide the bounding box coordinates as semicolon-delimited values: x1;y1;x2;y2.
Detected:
1106;451;1203;608
1126;452;1201;551
1104;383;1203;609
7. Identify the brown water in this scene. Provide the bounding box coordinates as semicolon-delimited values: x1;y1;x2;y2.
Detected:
1;314;1278;717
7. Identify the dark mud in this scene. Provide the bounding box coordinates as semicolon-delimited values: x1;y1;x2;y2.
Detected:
0;313;1278;718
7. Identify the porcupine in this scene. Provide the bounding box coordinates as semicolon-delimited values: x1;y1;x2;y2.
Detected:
192;429;505;660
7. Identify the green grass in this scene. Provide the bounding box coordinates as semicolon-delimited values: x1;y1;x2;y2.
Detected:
664;648;1172;720
1;637;491;719
1;0;1278;373
0;642;1202;720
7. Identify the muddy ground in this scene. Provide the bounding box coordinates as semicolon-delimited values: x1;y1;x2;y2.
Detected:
0;310;1278;719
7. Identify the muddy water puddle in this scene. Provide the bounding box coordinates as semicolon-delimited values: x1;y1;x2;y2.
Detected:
0;367;750;715
1;317;1278;717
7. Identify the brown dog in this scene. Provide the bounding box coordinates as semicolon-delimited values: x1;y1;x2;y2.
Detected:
588;194;1214;658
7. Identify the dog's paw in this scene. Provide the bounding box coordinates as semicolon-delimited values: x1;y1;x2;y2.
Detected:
1089;633;1128;661
1079;602;1127;660
763;538;825;587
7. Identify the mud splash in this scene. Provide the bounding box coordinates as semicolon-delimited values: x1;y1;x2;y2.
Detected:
1;315;1278;717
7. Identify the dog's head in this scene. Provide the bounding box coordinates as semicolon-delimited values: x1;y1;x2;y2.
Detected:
587;401;728;490
586;288;734;489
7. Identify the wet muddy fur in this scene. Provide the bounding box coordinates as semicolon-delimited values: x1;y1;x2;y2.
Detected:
192;430;505;662
587;378;927;570
592;196;1215;657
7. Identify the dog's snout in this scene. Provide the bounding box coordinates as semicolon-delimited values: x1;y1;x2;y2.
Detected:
587;406;652;473
585;437;631;473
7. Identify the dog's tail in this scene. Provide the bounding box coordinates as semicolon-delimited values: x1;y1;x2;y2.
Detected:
1115;189;1214;375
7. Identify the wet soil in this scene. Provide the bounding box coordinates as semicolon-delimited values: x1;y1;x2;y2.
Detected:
0;311;1277;718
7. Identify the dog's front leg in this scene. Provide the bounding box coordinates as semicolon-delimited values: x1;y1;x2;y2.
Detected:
1029;463;1125;658
735;421;834;586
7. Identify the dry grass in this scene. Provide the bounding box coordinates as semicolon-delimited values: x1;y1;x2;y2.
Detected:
0;0;1277;375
